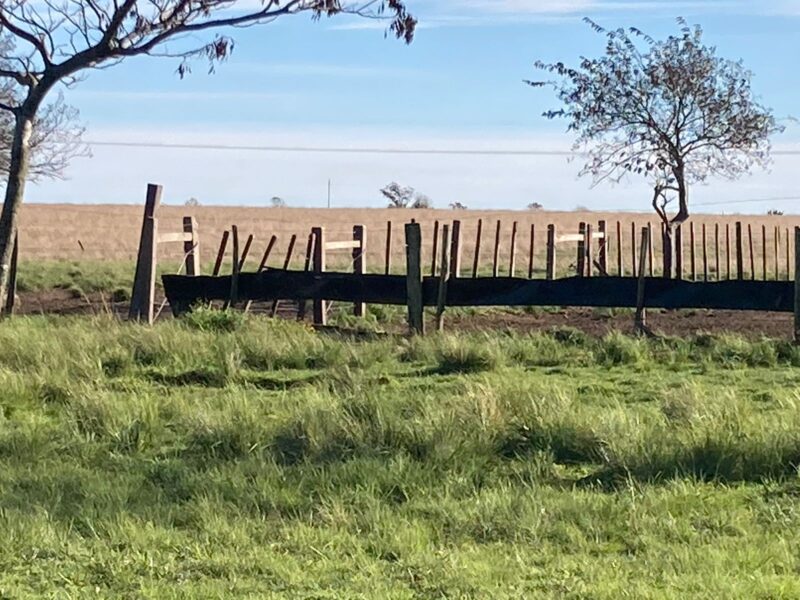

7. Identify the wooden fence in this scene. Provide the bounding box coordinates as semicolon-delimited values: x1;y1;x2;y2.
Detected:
162;221;800;341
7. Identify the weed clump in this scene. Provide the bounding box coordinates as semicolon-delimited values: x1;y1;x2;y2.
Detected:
181;307;245;333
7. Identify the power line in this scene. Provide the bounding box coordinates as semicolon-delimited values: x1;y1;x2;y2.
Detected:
693;195;800;208
81;139;800;157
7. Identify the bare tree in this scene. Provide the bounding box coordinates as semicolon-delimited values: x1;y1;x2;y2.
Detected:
529;18;781;275
0;1;416;312
449;201;467;210
526;202;543;211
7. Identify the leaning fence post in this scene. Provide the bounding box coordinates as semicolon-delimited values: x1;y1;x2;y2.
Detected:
436;224;452;332
224;225;240;310
546;224;556;280
405;222;424;335
492;220;501;278
635;226;650;335
312;226;326;326
297;232;315;321
4;231;18;317
129;183;162;323
795;227;800;343
182;216;200;276
353;225;367;317
450;219;462;278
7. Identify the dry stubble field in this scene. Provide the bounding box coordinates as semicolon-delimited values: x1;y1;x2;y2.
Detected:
18;204;800;277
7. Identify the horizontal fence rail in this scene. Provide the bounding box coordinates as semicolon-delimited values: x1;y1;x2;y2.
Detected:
163;271;796;314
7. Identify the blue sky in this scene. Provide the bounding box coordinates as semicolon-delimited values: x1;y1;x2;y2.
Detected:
28;0;800;213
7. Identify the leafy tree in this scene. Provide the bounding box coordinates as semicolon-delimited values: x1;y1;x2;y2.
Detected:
449;201;468;210
530;18;781;275
412;194;432;209
381;182;416;208
767;209;784;216
270;196;287;208
185;197;200;207
0;1;416;313
527;202;543;211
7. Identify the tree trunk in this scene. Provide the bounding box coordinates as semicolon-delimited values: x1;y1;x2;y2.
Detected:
0;113;34;315
662;222;673;279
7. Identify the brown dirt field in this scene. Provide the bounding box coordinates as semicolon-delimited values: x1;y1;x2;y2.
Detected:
18;204;800;279
14;289;794;340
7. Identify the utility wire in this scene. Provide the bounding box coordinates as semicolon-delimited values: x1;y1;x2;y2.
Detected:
81;139;800;156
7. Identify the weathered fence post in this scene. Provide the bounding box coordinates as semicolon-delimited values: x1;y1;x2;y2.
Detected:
748;224;755;281
129;183;162;323
492;220;501;278
775;226;780;280
634;226;650;335
795;227;800;344
787;227;791;281
509;221;518;277
598;220;607;275
702;223;708;282
3;232;18;317
183;216;200;276
714;223;720;281
735;221;744;280
405;222;424;335
616;221;623;276
576;222;586;277
647;222;654;277
212;230;229;277
528;224;535;279
436;224;452;332
353;225;367;317
385;221;392;275
761;225;767;281
585;223;593;277
675;224;683;280
546;224;556;280
689;222;696;281
312;226;326;326
450;219;462;278
244;234;279;314
225;225;240;310
430;220;440;277
473;219;483;278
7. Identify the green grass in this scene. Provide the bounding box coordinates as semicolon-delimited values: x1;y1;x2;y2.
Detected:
3;314;800;597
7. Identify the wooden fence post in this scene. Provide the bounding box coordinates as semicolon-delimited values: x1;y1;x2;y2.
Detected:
225;225;240;310
385;221;392;275
473;219;483;278
762;225;767;281
775;226;780;280
509;221;518;277
436;224;452;332
635;226;650;334
129;183;162;323
492;220;501;278
528;224;535;279
212;230;229;277
702;224;708;282
183;216;199;276
450;219;462;278
4;231;18;317
430;220;440;277
546;224;556;280
312;226;326;325
748;223;755;281
353;225;367;317
631;222;637;277
787;227;791;281
238;234;254;271
735;221;744;280
675;225;684;280
244;234;279;314
598;219;607;275
576;222;586;277
726;224;731;280
616;221;623;276
647;222;654;277
405;222;424;335
585;223;593;277
795;227;800;343
715;223;720;281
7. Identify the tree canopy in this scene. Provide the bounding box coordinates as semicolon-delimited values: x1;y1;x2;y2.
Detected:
529;18;782;227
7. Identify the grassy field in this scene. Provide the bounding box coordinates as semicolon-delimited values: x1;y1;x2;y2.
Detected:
2;313;800;597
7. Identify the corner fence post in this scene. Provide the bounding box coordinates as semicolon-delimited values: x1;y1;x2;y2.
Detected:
129;183;162;324
353;225;366;317
405;222;424;335
794;227;800;344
